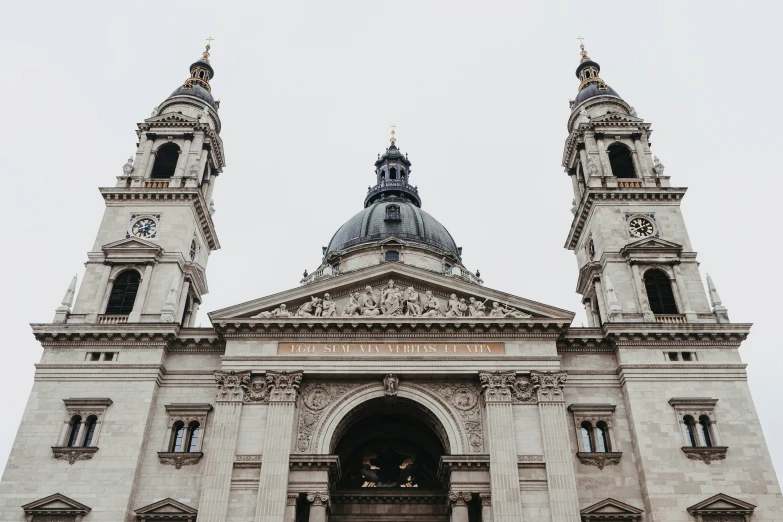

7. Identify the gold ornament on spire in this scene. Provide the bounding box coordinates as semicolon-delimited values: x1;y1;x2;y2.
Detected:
577;36;591;62
390;124;396;144
202;37;214;63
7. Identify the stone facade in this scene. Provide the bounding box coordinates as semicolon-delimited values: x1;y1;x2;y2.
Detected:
0;44;781;522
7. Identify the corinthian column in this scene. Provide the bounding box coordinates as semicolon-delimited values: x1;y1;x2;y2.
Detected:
447;491;472;522
530;371;580;522
254;370;304;522
197;370;251;522
479;371;525;522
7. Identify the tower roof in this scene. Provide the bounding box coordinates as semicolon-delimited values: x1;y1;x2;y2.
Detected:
571;40;622;112
166;41;218;110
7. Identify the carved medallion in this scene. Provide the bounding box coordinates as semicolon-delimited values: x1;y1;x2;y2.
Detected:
243;376;268;403
451;386;478;411
295;382;358;453
423;382;484;453
303;385;331;411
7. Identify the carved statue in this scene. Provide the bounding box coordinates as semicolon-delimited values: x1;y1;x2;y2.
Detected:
189;159;201;178
653;156;665;177
629;106;638;117
586;156;599;177
296;296;321;317
458;298;468;316
343;292;362;316
404;287;422;316
199;106;209;124
421;291;443;317
489;302;532;318
383;374;398;396
468;297;487;317
151;105;159;117
252;303;290;318
320;293;337;317
570;199;578;216
122;157;134;176
209;199;216;216
445;294;463;317
381;279;403;315
361;286;381;316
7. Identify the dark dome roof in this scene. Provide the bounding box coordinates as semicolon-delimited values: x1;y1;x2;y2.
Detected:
326;198;459;256
572;83;621;112
168;83;217;109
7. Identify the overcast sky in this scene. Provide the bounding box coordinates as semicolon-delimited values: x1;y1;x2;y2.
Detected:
1;1;781;478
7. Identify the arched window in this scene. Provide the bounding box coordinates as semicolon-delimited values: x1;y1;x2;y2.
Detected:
581;421;594;452
595;421;610;452
151;143;180;179
106;270;141;315
82;416;98;448
187;421;200;452
644;269;678;315
682;415;698;448
698;415;713;447
380;170;386;181
385;251;400;262
389;167;397;180
400;169;406;182
171;421;186;452
607;143;635;178
66;415;82;448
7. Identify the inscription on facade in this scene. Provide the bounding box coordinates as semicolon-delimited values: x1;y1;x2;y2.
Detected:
278;342;504;355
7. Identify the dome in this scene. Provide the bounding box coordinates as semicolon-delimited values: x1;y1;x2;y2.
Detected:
572;83;621;112
326;198;459;257
168;83;217;110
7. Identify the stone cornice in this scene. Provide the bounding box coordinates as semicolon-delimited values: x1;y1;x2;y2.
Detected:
213;318;570;339
566;188;688;250
100;188;219;250
603;323;751;346
31;324;224;351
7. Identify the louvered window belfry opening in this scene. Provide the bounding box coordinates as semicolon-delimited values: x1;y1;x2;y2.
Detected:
644;269;678;314
106;270;141;314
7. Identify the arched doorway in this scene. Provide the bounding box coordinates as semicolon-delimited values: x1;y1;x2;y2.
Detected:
324;397;466;522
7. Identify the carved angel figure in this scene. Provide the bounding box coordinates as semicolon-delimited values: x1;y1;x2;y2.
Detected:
404;287;422;316
252;303;290;318
421;291;443;317
122;157;134;176
468;297;487;317
381;279;403;315
629;106;638;117
320;293;337;317
570;199;578;216
445;294;463;317
361;286;381;316
189;159;201;178
150;105;159;117
586;156;599;177
653;156;665;177
343;292;362;316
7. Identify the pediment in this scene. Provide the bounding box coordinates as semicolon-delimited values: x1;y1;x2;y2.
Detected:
620;237;683;257
135;497;198;519
22;493;91;516
144;112;199;125
102;237;163;263
580;497;643;519
209;263;574;322
687;493;756;515
590;112;644;125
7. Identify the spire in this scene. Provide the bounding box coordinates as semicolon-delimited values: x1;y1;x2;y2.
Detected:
367;129;420;208
183;39;215;93
706;274;730;322
390;124;397;144
577;36;591;62
574;37;607;93
53;275;77;323
201;37;214;63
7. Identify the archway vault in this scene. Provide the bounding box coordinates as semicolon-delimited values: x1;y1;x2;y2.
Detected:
308;381;471;456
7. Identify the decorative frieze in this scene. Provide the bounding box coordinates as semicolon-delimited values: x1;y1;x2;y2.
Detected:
681;446;728;464
214;370;251;402
51;446;98;465
157;451;203;469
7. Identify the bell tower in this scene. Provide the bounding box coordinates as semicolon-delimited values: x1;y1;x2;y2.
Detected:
53;42;226;327
563;42;727;326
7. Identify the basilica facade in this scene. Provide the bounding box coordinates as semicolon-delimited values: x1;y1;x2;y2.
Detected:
0;42;780;522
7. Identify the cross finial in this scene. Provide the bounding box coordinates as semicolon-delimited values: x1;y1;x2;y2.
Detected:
202;37;214;62
390;124;396;143
577;36;590;62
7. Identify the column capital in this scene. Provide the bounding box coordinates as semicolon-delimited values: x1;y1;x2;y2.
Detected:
447;491;472;508
479;371;516;403
214;370;251;402
286;493;298;506
530;371;568;403
479;493;491;506
306;491;330;508
267;370;303;402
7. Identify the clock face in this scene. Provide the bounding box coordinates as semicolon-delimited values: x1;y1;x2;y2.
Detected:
131;218;157;238
628;217;654;238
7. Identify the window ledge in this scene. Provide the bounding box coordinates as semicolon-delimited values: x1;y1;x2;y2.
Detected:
681;446;728;464
52;446;98;465
158;451;203;469
576;451;622;470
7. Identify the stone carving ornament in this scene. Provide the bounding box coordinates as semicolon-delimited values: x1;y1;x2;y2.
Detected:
252;304;290;318
531;371;567;402
653;156;665;177
122;157;134;176
243;375;268;403
383;374;399;396
576;451;622;470
424;383;484;453
479;371;536;404
586;155;599;177
266;370;303;402
295;382;358;453
52;447;98;465
306;492;330;508
215;370;251;402
447;491;472;507
157;452;203;469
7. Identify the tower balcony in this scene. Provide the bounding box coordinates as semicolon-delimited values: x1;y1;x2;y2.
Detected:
364;180;421;208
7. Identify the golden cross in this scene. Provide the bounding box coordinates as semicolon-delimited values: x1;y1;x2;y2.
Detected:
206;37;214;48
390;124;396;142
577;36;585;49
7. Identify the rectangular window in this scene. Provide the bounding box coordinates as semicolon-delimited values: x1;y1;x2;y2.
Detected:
385;251;399;262
681;351;692;361
89;352;101;361
103;352;115;361
668;352;679;361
